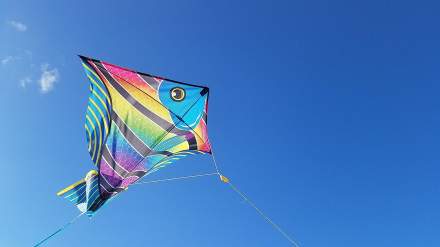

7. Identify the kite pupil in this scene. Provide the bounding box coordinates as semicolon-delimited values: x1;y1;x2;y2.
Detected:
170;87;185;101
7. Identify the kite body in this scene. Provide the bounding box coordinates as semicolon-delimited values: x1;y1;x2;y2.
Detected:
57;56;211;216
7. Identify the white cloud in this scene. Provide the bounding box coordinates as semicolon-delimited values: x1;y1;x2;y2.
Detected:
38;64;59;93
1;56;13;65
7;20;27;32
1;55;21;65
19;77;32;88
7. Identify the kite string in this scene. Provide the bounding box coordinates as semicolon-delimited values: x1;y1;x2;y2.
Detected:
226;181;301;247
208;146;300;247
209;146;221;175
131;172;219;185
33;212;85;247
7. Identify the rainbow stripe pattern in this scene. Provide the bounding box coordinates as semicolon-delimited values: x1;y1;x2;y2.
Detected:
57;56;211;215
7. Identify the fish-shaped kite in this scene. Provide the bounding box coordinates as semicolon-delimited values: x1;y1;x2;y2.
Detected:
57;56;211;215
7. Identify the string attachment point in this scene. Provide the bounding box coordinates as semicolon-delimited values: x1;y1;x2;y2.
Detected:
219;174;230;183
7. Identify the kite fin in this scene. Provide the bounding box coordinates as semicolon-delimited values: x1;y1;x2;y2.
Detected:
57;170;101;215
219;174;230;183
56;178;86;197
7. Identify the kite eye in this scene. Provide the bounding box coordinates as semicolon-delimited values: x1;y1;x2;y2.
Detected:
170;87;185;102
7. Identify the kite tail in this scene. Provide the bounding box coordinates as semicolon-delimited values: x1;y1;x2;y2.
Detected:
56;170;101;215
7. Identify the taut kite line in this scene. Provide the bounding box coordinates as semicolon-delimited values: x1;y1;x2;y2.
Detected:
34;56;300;247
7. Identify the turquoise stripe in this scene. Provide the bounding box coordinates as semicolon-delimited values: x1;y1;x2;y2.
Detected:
84;65;111;107
83;62;112;165
68;192;86;204
84;64;105;88
65;186;86;201
89;92;111;125
85;119;96;151
63;184;86;198
88;100;107;137
63;178;99;206
90;83;111;111
147;150;201;175
86;179;101;210
86;109;102;164
154;135;187;152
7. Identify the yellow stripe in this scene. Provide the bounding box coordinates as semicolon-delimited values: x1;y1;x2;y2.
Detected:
88;106;103;163
56;179;85;196
85;124;92;151
89;97;109;134
87;73;111;105
83;62;101;80
85;170;99;180
106;83;163;143
57;170;99;196
169;141;189;153
86;115;97;162
120;81;173;122
91;89;111;125
83;63;111;104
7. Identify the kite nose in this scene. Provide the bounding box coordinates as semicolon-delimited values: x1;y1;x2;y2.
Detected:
200;87;209;96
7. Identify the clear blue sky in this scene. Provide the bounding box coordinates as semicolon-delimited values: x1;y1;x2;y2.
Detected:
1;0;439;246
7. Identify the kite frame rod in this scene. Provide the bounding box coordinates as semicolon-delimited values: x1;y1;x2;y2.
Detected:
79;55;209;89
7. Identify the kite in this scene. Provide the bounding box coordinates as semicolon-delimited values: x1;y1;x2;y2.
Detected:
34;56;299;247
57;56;213;215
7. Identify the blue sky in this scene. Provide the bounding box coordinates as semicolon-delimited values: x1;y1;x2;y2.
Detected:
1;0;439;246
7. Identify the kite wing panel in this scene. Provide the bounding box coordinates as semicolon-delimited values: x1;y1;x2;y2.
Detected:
57;170;104;215
82;61;112;166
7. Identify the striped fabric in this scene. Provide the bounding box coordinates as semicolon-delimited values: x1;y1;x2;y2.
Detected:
57;170;103;216
83;63;111;166
58;56;211;216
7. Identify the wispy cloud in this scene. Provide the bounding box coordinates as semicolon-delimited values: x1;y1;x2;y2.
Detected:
1;56;14;65
19;77;32;88
7;20;27;32
39;64;59;93
1;55;21;65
